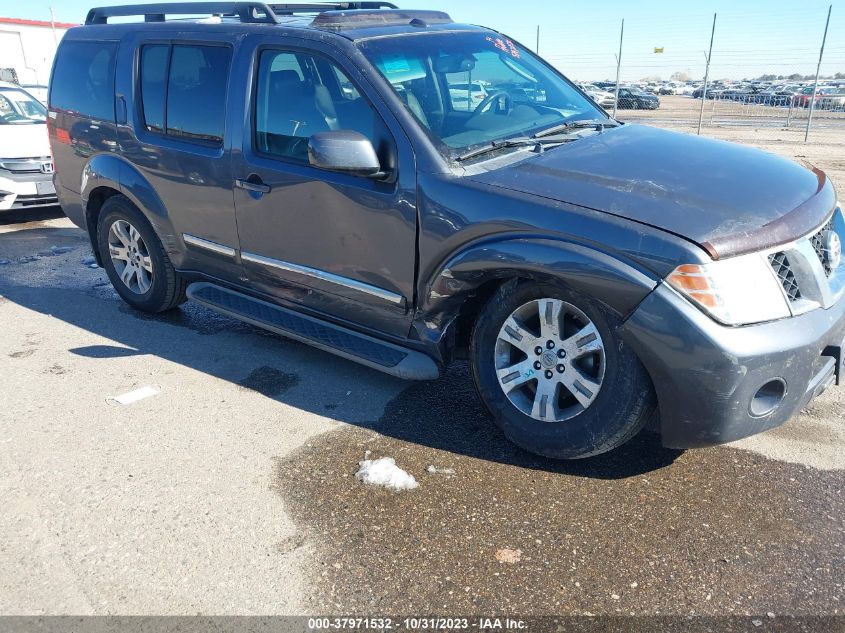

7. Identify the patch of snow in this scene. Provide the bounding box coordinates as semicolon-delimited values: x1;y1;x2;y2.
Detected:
50;245;74;255
355;457;418;491
0;259;9;265
82;256;97;265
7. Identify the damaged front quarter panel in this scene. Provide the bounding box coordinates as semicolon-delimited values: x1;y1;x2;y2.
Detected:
411;236;661;362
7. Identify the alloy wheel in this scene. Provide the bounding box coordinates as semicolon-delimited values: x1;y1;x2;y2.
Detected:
108;219;153;295
494;298;606;422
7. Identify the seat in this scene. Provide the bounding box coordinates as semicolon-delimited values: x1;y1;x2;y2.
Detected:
265;69;332;137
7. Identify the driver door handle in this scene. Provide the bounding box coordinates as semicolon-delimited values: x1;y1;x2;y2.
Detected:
235;178;271;194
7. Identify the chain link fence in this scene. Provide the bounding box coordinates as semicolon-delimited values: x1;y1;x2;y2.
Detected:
528;5;843;144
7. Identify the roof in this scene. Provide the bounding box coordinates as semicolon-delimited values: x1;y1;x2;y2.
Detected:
66;18;486;44
76;3;478;41
0;16;78;29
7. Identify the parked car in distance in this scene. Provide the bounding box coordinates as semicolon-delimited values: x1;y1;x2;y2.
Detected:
796;85;835;108
578;83;615;109
448;81;489;112
659;81;690;96
817;88;845;111
0;81;57;211
50;2;845;460
616;87;660;109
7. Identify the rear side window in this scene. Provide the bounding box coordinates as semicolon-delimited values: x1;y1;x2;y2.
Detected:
50;40;117;121
140;45;168;133
139;43;231;145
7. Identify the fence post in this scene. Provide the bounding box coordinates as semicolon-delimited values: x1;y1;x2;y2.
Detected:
612;19;624;119
787;96;794;128
697;13;717;135
806;5;832;142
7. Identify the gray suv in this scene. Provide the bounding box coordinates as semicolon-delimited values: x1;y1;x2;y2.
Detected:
49;2;845;459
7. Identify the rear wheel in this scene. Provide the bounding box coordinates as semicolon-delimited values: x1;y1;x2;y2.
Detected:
97;195;187;313
470;281;656;459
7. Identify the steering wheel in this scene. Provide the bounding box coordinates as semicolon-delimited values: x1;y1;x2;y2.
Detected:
472;90;513;116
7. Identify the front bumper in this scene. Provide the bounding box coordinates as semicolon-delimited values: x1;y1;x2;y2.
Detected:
0;170;58;210
620;283;845;449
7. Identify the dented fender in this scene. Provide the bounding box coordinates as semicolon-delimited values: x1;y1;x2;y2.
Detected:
413;237;660;354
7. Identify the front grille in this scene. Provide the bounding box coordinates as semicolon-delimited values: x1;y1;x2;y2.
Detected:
769;252;802;302
810;219;835;277
0;157;50;174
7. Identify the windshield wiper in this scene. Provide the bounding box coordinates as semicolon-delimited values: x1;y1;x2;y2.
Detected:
534;119;620;138
455;136;573;163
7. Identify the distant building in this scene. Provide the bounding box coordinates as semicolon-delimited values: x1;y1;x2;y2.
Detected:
0;17;77;86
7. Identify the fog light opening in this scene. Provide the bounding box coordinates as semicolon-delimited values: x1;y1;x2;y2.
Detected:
749;379;787;418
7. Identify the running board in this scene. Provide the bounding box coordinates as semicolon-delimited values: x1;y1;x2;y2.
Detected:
186;282;440;381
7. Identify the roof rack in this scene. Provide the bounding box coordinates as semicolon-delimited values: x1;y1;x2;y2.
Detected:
268;2;398;15
85;2;281;25
312;9;452;29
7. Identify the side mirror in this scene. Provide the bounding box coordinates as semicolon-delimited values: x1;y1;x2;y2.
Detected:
308;130;384;178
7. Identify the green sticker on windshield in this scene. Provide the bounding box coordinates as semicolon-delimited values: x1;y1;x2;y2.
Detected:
382;55;411;75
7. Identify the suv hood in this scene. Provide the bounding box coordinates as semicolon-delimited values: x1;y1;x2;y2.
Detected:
468;124;835;259
0;123;50;159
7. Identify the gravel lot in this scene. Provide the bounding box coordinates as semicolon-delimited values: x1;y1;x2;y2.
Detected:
0;98;843;619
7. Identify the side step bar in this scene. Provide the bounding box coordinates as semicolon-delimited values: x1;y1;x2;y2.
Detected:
187;282;440;381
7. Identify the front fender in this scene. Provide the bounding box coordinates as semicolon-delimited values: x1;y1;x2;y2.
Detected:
415;237;659;351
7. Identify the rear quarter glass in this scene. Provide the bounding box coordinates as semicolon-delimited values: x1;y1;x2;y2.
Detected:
50;40;117;121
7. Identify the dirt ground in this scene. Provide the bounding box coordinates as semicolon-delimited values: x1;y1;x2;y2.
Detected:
0;103;843;623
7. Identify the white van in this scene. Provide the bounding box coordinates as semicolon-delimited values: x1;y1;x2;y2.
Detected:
0;81;56;211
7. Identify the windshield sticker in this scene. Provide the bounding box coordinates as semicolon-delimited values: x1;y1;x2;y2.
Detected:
486;36;521;59
382;55;412;75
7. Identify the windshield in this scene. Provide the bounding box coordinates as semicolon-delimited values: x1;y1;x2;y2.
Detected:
0;88;47;124
359;32;607;159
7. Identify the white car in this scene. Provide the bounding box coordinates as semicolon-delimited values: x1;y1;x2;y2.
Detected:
448;81;488;111
0;81;56;211
579;84;616;109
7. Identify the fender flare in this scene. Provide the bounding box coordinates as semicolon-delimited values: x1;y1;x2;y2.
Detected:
415;237;660;351
81;154;176;252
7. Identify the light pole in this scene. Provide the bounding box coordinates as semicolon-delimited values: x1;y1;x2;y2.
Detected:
697;13;716;136
612;19;624;119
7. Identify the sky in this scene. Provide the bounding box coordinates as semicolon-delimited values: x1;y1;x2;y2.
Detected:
1;0;843;81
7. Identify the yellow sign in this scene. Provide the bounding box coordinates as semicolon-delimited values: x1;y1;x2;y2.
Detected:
654;47;664;54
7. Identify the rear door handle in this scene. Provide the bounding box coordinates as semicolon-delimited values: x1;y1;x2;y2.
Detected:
235;178;271;194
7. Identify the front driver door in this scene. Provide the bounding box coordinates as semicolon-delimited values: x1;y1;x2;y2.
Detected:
231;38;418;338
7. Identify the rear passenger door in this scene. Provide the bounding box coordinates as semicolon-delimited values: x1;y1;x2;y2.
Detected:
231;37;418;338
115;33;241;283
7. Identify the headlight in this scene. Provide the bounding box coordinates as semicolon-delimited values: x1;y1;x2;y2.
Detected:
667;252;790;326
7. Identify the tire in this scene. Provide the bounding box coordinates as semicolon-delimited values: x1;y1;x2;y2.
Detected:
470;280;656;460
96;195;187;313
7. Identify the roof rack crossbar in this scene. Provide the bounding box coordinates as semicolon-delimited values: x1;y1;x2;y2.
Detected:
267;2;397;15
85;2;281;25
311;8;452;29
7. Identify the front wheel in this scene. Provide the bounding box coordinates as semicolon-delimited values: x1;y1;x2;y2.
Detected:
470;281;656;460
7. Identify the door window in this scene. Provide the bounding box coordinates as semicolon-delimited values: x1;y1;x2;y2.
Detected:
254;50;378;163
138;43;232;145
